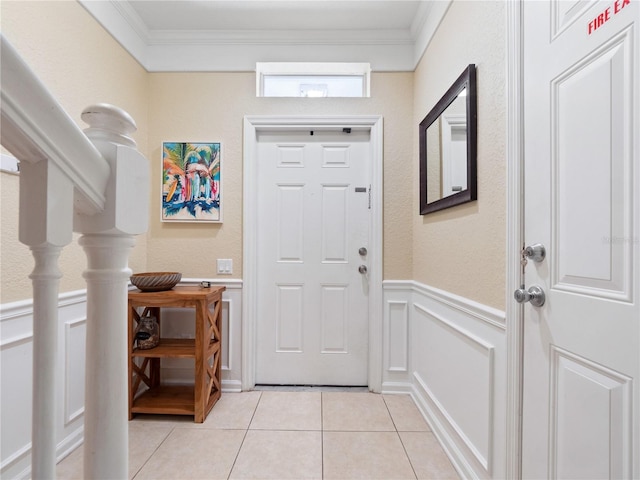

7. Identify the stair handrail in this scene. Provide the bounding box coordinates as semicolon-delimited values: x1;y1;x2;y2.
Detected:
0;33;109;215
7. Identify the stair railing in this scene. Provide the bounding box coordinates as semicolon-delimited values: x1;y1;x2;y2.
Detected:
0;34;149;479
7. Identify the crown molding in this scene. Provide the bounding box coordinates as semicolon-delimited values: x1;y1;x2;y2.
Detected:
79;0;450;72
146;29;413;46
412;0;452;67
79;0;149;69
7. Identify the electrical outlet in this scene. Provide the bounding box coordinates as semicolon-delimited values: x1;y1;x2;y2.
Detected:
217;259;232;274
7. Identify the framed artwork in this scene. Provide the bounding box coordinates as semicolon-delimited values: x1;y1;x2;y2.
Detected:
162;142;222;222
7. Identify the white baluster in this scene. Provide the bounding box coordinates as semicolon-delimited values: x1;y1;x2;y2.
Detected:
76;104;149;479
18;158;74;480
29;245;64;479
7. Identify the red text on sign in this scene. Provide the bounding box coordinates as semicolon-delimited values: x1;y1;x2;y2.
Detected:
588;0;631;35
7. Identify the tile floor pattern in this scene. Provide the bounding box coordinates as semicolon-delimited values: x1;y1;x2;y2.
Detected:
56;391;459;480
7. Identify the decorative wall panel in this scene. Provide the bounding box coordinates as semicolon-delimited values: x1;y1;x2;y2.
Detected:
64;318;86;425
387;300;408;372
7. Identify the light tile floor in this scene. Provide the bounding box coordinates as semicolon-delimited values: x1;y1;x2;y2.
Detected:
56;391;459;480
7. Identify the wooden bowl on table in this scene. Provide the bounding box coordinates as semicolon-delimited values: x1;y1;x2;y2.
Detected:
130;272;182;292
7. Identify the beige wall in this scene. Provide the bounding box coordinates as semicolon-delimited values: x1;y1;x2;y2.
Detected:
0;0;414;302
0;1;149;303
146;72;414;281
0;0;506;310
413;0;506;309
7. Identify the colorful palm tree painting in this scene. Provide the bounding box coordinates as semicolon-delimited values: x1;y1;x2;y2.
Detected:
162;142;222;222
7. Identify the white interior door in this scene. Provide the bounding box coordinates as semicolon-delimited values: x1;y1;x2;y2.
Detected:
522;1;639;478
255;129;370;385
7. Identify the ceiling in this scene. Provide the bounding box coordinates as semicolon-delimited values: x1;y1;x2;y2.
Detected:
79;0;451;72
128;1;423;32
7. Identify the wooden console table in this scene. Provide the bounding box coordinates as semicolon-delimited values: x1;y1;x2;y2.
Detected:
127;285;225;423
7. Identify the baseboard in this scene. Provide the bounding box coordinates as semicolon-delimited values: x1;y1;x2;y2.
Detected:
222;379;243;392
409;382;477;480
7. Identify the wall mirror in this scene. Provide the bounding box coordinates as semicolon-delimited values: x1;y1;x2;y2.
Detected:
419;64;477;215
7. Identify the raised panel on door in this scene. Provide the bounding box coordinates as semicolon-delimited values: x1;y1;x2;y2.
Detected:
549;347;632;480
321;284;349;353
552;32;632;300
321;185;349;263
276;184;305;263
275;284;304;353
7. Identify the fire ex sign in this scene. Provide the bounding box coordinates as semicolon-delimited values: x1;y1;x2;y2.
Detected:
588;0;632;34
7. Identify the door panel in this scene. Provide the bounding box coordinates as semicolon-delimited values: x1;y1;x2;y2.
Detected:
550;347;632;480
552;30;632;299
256;130;370;385
277;185;305;262
522;0;639;478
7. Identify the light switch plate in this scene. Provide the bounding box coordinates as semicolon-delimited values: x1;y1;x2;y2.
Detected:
217;259;232;274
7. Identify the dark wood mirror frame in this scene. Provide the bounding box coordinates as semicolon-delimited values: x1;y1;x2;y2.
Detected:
419;64;477;215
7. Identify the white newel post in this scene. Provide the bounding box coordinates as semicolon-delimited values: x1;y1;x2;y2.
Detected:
75;104;149;479
79;235;134;479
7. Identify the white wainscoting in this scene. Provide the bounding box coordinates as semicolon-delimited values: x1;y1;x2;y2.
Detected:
0;290;86;480
383;280;507;480
0;279;242;479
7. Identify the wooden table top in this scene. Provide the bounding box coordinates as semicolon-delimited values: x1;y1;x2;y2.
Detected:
128;285;225;303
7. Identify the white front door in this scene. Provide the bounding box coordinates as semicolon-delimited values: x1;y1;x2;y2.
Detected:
522;1;639;478
255;129;370;385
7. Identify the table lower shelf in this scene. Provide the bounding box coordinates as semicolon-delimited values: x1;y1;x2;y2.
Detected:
131;384;222;422
131;385;195;416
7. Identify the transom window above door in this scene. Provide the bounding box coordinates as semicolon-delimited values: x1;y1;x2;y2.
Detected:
256;62;371;97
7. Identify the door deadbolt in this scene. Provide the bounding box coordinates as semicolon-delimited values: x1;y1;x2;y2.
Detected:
514;285;546;307
359;247;368;256
358;265;368;274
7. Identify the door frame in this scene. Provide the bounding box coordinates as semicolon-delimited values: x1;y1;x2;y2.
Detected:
505;2;525;479
242;115;384;391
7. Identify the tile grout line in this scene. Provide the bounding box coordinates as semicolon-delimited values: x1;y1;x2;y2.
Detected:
321;392;325;480
226;390;263;480
130;423;177;479
382;395;419;480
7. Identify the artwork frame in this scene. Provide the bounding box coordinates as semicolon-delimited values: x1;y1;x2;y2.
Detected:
161;141;222;223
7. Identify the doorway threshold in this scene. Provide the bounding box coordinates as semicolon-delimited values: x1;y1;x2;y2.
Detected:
253;384;369;392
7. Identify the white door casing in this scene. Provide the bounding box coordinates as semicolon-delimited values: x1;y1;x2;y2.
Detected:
522;1;639;478
242;116;384;391
255;129;370;385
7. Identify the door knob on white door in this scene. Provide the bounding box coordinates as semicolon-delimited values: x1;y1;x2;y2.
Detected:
514;285;546;307
358;265;368;274
523;243;546;262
